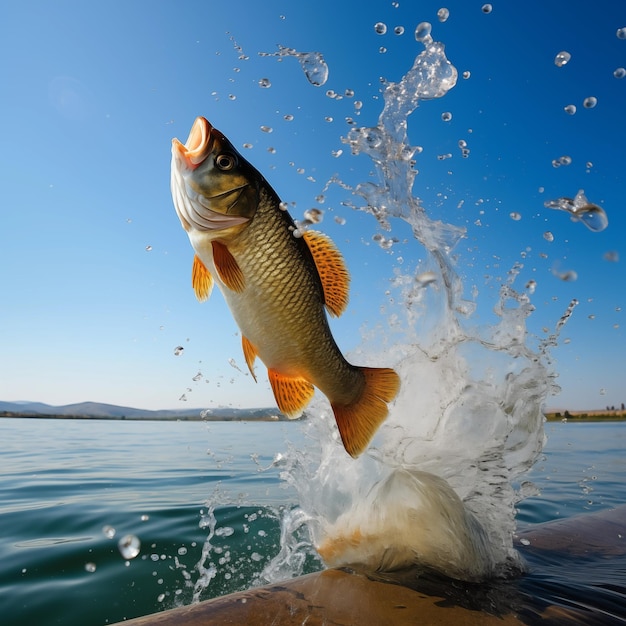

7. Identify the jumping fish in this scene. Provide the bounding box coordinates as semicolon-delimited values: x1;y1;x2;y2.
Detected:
170;117;400;457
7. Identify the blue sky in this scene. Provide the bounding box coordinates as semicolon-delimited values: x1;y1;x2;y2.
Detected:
1;0;624;411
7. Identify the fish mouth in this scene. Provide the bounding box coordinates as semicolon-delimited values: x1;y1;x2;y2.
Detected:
172;116;213;168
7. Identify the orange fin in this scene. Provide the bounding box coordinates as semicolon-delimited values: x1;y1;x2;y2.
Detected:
267;368;315;419
241;336;258;382
332;367;401;458
192;254;213;302
303;231;350;317
212;240;245;292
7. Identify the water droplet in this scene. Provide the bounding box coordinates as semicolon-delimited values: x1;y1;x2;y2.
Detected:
552;268;578;282
481;4;492;14
509;212;521;221
437;8;450;22
174;346;184;356
303;208;324;223
85;562;97;573
458;139;467;148
260;125;273;133
462;70;471;79
414;21;432;43
215;526;235;537
525;279;537;294
441;111;452;121
279;202;288;211
102;525;116;539
544;190;608;232
543;231;554;242
331;149;343;158
603;250;619;262
145;245;152;252
344;88;355;97
416;271;437;286
141;514;150;521
617;27;626;39
251;552;263;562
374;22;387;35
554;51;571;67
178;546;188;555
519;538;531;546
583;96;597;109
334;216;346;225
299;52;329;86
394;26;405;35
564;104;576;115
118;534;141;560
613;67;626;79
258;78;271;88
559;155;572;166
228;94;236;100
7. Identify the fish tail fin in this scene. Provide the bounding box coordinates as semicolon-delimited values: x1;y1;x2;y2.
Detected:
332;367;400;458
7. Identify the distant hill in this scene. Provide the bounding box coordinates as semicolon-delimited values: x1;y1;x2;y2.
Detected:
0;401;292;421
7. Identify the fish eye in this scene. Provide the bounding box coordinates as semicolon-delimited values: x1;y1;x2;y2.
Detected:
215;153;237;171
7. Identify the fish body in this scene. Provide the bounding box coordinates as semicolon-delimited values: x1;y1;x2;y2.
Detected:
171;117;400;457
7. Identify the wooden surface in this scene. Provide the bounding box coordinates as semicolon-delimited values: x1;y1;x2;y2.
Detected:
117;505;626;626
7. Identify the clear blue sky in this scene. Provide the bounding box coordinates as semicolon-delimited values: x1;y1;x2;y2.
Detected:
1;0;624;411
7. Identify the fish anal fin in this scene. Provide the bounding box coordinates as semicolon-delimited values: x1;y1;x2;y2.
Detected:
241;336;258;382
267;369;315;419
212;240;245;292
303;231;350;317
332;367;401;458
192;254;213;302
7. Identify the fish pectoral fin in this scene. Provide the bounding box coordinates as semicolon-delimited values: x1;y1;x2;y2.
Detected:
332;367;401;458
267;369;315;419
192;254;214;302
303;231;350;317
241;336;258;382
212;240;245;292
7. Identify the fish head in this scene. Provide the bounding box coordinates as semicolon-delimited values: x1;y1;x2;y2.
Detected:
171;117;261;234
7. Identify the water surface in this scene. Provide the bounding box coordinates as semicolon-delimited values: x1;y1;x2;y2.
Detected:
1;418;624;625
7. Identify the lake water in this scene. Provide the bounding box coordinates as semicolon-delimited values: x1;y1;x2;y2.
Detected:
1;417;625;625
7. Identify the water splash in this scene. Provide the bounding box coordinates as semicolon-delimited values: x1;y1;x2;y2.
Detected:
258;24;567;584
259;46;329;87
544;189;608;232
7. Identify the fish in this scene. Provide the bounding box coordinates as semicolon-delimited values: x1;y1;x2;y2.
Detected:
170;116;400;457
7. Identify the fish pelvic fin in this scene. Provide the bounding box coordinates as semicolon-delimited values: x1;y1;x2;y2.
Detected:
332;367;401;458
212;240;245;292
241;335;258;382
303;231;349;317
267;368;315;419
192;254;213;302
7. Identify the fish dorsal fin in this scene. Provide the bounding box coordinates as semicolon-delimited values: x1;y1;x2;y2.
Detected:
192;254;213;302
303;231;350;317
212;240;245;292
267;368;315;419
241;335;258;382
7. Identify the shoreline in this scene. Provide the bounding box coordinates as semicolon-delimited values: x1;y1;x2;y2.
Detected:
1;410;624;423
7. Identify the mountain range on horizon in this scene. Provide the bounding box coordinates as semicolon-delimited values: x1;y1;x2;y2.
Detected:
0;400;286;421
